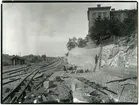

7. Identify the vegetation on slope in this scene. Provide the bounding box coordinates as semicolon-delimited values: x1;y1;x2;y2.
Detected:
66;37;87;51
66;9;137;51
89;9;137;45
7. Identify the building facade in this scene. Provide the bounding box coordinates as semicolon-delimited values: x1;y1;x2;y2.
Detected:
110;9;136;22
87;4;111;30
11;56;25;65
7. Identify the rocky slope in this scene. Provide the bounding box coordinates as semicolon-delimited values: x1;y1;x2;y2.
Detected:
65;35;137;102
67;35;137;74
100;35;137;78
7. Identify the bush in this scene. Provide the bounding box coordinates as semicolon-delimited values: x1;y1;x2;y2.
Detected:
65;52;69;56
77;38;87;47
122;10;137;37
66;37;78;51
66;37;87;51
2;61;11;66
31;55;43;63
90;17;124;45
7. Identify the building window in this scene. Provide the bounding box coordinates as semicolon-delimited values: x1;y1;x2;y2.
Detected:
93;12;96;17
98;12;102;18
103;12;107;17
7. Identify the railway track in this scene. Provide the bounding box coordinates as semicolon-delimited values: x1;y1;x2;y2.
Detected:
2;67;41;103
3;62;45;76
3;66;31;74
2;65;41;86
2;57;58;75
2;57;64;103
3;58;61;81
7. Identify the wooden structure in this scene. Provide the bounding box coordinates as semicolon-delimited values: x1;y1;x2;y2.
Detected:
11;56;25;65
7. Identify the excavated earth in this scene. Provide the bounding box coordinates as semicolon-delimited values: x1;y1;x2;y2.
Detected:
23;68;137;103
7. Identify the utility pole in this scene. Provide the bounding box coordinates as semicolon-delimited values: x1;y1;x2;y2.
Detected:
93;41;103;72
99;45;103;69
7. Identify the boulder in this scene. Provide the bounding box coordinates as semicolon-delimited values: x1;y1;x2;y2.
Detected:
54;83;73;102
43;81;49;89
43;81;56;89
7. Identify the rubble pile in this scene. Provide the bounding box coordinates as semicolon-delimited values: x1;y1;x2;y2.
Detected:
23;72;120;103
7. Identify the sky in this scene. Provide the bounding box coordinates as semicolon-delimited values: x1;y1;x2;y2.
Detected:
3;2;137;57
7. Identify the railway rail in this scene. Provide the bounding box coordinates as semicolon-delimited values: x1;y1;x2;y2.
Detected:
2;58;61;84
3;67;41;103
3;66;31;74
2;57;63;103
2;57;58;75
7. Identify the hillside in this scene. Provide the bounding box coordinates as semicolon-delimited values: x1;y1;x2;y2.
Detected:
67;34;137;72
66;35;137;102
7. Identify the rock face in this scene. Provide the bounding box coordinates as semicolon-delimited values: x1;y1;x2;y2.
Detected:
101;45;126;67
67;36;137;73
101;44;137;72
125;47;137;68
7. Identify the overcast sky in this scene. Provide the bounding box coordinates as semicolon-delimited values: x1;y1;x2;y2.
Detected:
3;2;137;57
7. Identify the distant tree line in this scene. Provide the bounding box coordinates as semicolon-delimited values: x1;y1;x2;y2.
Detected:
25;54;46;63
2;54;47;66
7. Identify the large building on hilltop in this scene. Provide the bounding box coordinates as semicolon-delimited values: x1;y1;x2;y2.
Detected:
87;4;111;29
110;9;136;22
87;4;137;45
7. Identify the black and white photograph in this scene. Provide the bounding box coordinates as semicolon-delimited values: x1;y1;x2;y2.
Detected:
2;1;138;104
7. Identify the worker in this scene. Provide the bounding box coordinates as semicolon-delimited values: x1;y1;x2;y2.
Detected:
93;55;98;72
63;65;68;72
95;55;98;64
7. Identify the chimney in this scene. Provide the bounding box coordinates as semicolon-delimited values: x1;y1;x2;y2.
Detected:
97;4;101;7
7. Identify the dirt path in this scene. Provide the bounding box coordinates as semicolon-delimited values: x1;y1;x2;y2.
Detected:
101;66;137;79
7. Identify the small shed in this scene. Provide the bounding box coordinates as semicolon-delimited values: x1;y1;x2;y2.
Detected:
11;56;25;65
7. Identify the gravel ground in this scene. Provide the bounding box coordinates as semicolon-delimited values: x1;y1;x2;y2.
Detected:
66;70;137;102
3;65;27;71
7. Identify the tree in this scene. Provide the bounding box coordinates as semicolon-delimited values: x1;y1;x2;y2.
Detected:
66;37;78;51
31;56;38;63
77;38;87;47
65;52;69;56
123;10;137;37
89;17;110;44
89;17;125;45
31;55;43;63
72;37;77;43
89;9;137;45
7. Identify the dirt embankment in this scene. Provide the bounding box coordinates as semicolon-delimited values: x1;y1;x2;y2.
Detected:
67;36;137;77
67;47;101;71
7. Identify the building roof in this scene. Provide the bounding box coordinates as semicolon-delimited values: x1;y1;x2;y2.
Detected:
11;56;25;61
88;6;111;11
110;9;137;13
